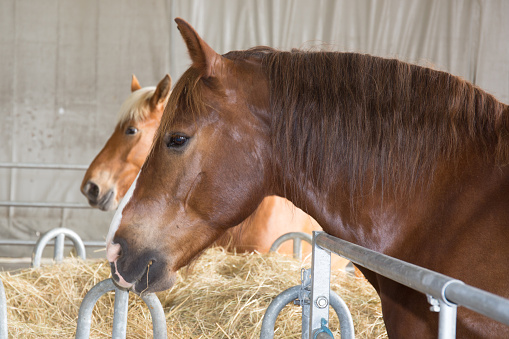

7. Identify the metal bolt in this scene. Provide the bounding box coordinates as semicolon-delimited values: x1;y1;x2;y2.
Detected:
315;296;329;309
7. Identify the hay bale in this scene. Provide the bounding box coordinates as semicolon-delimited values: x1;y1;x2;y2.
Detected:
0;248;386;338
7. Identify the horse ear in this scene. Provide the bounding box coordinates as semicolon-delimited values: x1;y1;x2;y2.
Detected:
151;74;172;108
131;74;142;92
175;18;222;79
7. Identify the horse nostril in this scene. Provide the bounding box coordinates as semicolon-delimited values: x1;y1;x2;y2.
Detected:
87;181;100;200
107;242;123;262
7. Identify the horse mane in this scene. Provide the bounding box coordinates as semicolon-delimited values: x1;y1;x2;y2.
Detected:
262;49;509;201
117;87;156;127
159;46;509;202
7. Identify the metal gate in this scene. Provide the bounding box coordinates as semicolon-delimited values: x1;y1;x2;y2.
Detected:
261;231;509;338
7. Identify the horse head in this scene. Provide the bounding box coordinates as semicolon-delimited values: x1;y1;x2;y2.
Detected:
106;18;272;293
81;74;171;211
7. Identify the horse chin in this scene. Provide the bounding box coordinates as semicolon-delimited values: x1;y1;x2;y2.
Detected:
132;271;177;295
110;258;177;295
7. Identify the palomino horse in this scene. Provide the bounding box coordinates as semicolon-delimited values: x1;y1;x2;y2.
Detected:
81;75;352;261
106;19;509;338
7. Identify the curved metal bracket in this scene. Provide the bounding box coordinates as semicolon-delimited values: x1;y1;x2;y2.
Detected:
75;278;167;339
269;232;313;260
32;227;87;268
260;284;354;339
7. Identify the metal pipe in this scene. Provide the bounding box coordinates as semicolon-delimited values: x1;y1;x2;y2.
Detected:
444;283;509;326
112;288;129;338
269;232;312;260
0;280;7;339
260;286;301;339
293;238;302;260
0;240;105;247
0;201;91;209
329;291;355;339
315;232;509;327
32;228;86;268
141;294;168;338
75;279;117;339
75;279;167;339
0;163;88;170
438;299;457;339
53;233;65;264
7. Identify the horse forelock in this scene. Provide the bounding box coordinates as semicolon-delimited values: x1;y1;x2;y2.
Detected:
156;67;213;141
117;87;156;127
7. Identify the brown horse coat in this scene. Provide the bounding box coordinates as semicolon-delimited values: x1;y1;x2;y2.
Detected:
107;18;509;338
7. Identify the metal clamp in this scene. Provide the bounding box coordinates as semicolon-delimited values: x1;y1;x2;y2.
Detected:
313;318;334;339
260;267;354;339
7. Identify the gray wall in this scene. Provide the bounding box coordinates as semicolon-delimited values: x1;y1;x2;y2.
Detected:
1;0;508;257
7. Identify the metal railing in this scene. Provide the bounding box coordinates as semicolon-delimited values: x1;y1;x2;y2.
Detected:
75;279;167;339
269;232;312;260
0;279;7;339
0;162;91;210
260;268;354;339
1;229;322;338
261;231;509;338
31;227;87;268
0;162;104;250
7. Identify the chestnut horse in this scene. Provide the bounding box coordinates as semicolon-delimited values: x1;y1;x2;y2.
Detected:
106;19;509;338
81;75;350;260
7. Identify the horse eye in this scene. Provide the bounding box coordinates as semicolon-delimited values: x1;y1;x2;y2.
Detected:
166;134;189;148
125;126;138;135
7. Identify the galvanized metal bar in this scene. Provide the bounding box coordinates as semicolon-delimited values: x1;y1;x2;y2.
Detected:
315;232;509;327
32;227;86;268
309;232;331;339
0;201;91;209
269;232;312;260
112;288;129;339
53;233;65;263
260;285;301;339
438;299;457;339
329;291;355;339
293;237;302;260
444;283;509;326
0;239;105;247
75;279;116;339
0;162;88;170
301;269;312;339
0;279;7;339
140;293;168;338
75;279;167;339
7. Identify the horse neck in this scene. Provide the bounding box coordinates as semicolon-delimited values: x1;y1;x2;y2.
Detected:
282;148;509;259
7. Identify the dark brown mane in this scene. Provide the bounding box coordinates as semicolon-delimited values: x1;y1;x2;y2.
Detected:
159;47;509;201
263;50;509;202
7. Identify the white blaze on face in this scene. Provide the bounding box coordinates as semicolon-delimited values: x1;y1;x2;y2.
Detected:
106;171;140;258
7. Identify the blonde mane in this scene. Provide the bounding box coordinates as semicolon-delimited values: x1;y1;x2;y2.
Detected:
116;87;156;126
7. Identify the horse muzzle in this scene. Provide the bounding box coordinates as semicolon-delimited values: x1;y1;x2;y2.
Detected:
81;180;117;211
107;240;176;294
